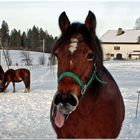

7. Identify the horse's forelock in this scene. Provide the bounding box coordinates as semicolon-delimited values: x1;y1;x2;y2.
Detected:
53;23;91;51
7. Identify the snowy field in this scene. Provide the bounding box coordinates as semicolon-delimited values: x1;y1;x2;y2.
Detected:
0;50;140;139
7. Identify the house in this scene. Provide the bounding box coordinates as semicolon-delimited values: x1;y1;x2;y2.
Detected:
100;28;140;60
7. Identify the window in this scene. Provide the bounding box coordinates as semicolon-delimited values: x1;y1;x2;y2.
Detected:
111;54;114;57
114;46;120;50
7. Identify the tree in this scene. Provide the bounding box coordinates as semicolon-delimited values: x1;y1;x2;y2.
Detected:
21;32;28;48
27;26;40;50
5;49;12;66
39;28;47;40
9;29;17;47
38;55;46;65
0;20;9;47
20;50;32;66
9;29;21;48
0;20;57;51
45;35;54;53
27;29;32;48
16;30;22;47
135;17;140;29
31;26;40;48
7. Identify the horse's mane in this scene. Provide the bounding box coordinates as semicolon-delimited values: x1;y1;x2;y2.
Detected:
51;22;103;70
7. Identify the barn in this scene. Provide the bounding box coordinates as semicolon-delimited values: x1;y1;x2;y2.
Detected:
101;28;140;60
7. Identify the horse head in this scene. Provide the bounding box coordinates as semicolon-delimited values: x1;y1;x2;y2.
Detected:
52;11;104;128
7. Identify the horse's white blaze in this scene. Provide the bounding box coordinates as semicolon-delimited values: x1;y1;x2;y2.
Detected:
70;60;73;66
69;38;78;54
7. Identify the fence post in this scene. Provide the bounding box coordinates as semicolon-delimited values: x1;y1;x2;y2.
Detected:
135;90;140;118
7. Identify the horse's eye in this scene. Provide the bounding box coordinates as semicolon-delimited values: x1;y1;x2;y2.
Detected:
87;52;94;61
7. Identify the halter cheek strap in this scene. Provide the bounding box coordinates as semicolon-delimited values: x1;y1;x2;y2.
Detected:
58;69;107;98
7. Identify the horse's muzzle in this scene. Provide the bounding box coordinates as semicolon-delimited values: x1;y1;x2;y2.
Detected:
52;92;79;128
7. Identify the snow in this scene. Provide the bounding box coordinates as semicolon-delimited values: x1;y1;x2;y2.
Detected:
100;29;140;43
0;50;140;138
104;60;140;138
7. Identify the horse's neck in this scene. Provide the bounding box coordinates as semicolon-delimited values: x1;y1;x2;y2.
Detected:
76;81;99;115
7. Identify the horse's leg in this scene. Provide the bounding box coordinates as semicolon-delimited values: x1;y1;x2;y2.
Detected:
13;82;15;92
3;82;10;92
24;86;30;93
24;88;29;93
23;86;28;93
23;76;30;93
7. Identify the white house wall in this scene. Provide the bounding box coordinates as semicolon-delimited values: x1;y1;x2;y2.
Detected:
101;43;140;60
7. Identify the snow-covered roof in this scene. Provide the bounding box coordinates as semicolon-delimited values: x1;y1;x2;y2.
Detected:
101;29;140;44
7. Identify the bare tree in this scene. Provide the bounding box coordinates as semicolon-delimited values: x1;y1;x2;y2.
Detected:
20;50;32;66
5;49;12;66
0;38;12;68
38;55;46;65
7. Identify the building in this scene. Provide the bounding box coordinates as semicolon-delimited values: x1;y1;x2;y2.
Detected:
101;28;140;60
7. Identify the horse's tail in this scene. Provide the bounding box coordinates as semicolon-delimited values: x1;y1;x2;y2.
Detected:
24;69;30;92
26;70;30;92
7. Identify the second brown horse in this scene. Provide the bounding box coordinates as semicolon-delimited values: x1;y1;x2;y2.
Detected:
3;68;30;93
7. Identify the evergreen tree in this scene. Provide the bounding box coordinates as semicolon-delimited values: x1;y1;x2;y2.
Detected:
27;26;40;50
9;29;17;47
27;29;33;48
32;26;40;48
40;28;47;40
16;30;22;47
9;29;21;48
0;20;9;47
21;32;28;48
0;20;57;51
45;35;54;53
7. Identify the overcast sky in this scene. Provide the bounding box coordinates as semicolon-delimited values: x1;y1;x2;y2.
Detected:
0;0;140;37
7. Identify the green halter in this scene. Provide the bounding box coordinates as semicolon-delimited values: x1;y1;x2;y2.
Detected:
58;68;107;97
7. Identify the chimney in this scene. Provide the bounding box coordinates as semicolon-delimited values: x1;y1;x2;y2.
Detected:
117;28;124;36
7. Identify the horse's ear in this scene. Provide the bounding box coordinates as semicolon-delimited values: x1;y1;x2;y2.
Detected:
59;11;70;33
85;11;96;32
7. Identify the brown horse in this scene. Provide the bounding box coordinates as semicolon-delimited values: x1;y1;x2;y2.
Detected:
50;11;125;138
3;68;30;93
0;65;5;92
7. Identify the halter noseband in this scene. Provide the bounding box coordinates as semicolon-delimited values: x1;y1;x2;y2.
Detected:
58;68;107;98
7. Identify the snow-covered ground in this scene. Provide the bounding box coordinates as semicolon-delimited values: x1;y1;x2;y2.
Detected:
105;60;140;138
0;50;140;139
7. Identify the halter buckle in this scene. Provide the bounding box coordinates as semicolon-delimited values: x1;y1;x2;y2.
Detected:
81;85;87;96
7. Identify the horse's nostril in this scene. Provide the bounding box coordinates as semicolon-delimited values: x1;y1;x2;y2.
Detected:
66;94;78;106
53;93;61;105
53;93;79;107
